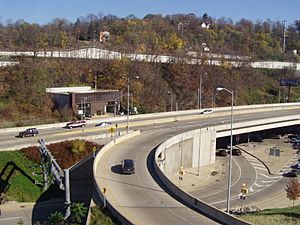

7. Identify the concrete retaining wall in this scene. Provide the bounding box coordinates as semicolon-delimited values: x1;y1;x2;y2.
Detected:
154;130;250;225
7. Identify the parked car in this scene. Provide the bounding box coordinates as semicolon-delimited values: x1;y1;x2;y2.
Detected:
18;128;39;138
200;109;213;114
232;148;242;156
66;120;86;129
250;134;264;142
291;169;300;175
121;159;135;174
216;149;227;156
289;137;300;143
283;171;297;177
95;122;112;127
291;163;300;170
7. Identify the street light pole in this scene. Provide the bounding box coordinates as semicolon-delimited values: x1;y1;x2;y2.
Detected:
126;76;139;133
216;87;234;214
127;77;130;133
283;20;286;53
168;91;173;111
199;73;207;109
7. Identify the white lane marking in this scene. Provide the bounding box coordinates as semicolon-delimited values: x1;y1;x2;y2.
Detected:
254;183;265;188
251;163;266;167
260;173;282;179
254;167;268;171
262;180;279;183
0;217;22;221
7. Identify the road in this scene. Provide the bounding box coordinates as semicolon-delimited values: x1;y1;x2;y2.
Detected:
94;108;300;224
1;108;299;151
1;108;300;224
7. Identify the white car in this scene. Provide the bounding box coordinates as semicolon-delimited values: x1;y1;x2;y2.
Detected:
66;120;86;129
95;122;112;127
200;109;213;114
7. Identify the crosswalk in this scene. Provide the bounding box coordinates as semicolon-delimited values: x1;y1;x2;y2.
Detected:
277;155;300;175
243;153;282;193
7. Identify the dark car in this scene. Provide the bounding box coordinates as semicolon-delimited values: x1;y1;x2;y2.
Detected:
122;159;135;174
250;134;264;142
216;149;227;157
283;171;297;177
232;148;242;156
18;128;39;138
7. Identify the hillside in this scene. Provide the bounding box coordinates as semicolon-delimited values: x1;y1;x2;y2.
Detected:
0;13;299;126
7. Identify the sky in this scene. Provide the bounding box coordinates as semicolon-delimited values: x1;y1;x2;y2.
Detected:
0;0;299;25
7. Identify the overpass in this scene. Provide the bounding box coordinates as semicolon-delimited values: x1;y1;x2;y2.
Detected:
0;47;299;70
93;103;300;224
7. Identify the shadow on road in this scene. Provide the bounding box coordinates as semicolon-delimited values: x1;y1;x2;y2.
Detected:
111;164;123;174
32;156;95;224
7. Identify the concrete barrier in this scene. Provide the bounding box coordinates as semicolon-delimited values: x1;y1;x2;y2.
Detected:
154;133;251;225
1;102;299;134
92;130;141;225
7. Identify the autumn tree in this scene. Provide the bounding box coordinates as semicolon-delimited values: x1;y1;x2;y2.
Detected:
285;177;300;207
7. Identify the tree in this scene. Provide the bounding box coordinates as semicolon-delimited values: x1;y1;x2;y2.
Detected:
285;178;300;206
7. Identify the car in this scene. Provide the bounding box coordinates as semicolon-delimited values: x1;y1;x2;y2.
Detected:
250;134;264;142
66;120;86;129
216;149;227;156
283;171;297;177
18;128;39;138
289;138;300;143
291;163;300;170
95;122;112;127
293;144;300;149
232;148;242;156
121;159;135;174
291;169;300;175
200;109;213;114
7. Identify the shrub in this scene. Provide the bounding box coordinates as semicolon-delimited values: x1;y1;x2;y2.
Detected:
71;139;86;155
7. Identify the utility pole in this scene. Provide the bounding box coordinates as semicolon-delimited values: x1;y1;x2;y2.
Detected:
94;74;97;91
283;20;286;53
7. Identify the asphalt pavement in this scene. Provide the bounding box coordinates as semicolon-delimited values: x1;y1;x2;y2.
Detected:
1;131;300;223
170;135;300;211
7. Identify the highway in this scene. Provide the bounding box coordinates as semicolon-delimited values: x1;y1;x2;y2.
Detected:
1;108;299;150
1;107;300;224
94;108;300;224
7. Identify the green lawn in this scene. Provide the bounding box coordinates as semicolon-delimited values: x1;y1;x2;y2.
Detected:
239;205;300;225
0;151;43;202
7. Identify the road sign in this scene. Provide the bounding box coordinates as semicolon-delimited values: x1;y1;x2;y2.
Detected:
269;147;280;157
93;146;97;152
179;166;185;176
109;127;114;134
102;187;107;193
241;183;248;194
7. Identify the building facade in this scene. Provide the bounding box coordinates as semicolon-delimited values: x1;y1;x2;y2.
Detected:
46;86;121;116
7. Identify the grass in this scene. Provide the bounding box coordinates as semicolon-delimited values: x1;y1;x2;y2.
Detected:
0;151;43;202
90;206;120;225
239;205;300;225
